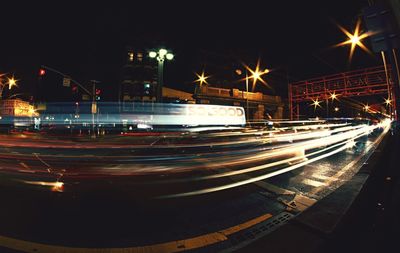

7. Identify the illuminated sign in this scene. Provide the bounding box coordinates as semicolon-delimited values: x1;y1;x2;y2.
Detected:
124;104;246;126
186;105;244;117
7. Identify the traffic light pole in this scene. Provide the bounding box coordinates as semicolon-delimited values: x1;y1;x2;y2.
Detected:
41;65;92;96
90;80;100;138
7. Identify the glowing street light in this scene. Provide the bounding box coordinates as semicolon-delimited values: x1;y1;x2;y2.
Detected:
149;48;174;102
8;77;17;90
334;18;373;62
0;73;18;98
364;105;370;111
384;98;392;106
242;60;271;91
311;97;322;110
195;71;209;86
329;92;338;101
334;107;340;112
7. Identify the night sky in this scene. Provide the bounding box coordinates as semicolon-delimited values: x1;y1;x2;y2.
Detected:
1;0;383;101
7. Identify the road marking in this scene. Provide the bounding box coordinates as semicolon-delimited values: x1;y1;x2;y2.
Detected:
301;179;326;187
311;174;333;181
0;213;272;253
279;194;317;212
19;162;31;170
33;154;51;168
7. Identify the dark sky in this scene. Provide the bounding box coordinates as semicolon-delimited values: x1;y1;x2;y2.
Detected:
1;0;383;100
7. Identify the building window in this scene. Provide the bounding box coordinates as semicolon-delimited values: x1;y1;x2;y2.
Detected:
137;52;143;62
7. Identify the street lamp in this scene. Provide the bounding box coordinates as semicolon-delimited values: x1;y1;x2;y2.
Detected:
238;61;271;121
0;73;18;98
335;18;373;62
149;48;174;103
243;61;271;92
195;71;209;86
311;97;322;111
326;92;339;118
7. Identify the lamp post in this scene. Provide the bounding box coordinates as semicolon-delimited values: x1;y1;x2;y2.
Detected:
237;61;270;121
149;49;174;103
90;80;100;138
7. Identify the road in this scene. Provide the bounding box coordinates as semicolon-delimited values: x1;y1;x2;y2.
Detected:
0;119;391;252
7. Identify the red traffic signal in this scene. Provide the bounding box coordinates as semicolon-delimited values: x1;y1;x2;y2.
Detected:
71;84;78;92
95;88;101;95
39;69;46;76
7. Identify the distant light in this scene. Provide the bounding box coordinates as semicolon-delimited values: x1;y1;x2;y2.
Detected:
8;77;17;89
51;182;64;192
235;69;242;75
166;53;174;60
384;98;391;106
335;18;373;62
39;69;46;76
330;92;338;101
350;35;360;45
364;105;370;111
195;71;209;86
311;98;322;110
264;68;270;74
129;52;134;61
334;107;339;112
149;51;157;58
243;60;271;91
159;49;167;56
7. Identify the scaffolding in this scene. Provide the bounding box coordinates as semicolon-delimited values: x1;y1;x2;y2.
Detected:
288;66;394;120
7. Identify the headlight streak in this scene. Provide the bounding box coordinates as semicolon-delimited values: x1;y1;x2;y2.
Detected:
139;136;359;185
158;137;359;199
158;122;389;198
0;119;391;193
0;124;376;176
99;124;373;174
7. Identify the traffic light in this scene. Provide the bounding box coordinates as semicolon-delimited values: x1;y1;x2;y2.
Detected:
95;88;101;100
144;83;151;95
39;69;46;76
71;84;78;93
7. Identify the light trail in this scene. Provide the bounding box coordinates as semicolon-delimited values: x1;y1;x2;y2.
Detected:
158;137;360;198
158;121;390;198
0;119;390;193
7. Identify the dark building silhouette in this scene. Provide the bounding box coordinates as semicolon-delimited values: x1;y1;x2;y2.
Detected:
120;47;157;107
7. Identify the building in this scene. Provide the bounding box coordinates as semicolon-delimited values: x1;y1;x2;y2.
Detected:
120;48;158;106
162;87;195;104
0;99;37;117
194;85;284;120
0;99;38;130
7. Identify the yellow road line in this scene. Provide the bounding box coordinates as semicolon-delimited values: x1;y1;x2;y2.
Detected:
0;213;272;253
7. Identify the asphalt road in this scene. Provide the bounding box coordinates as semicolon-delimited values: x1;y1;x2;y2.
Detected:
0;121;390;252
